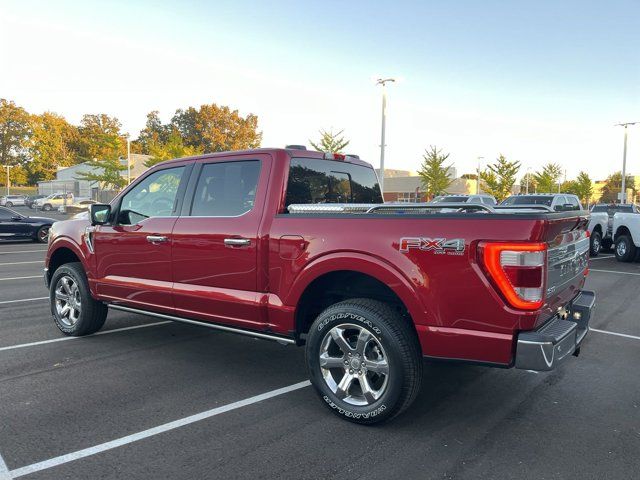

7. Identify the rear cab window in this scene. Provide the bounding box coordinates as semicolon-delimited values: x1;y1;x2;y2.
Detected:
285;157;382;209
502;195;554;206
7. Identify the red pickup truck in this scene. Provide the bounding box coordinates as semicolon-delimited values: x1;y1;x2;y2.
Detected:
44;148;595;424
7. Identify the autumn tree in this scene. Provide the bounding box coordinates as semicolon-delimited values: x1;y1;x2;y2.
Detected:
418;146;453;197
145;130;202;168
519;172;537;194
77;114;126;161
600;171;636;203
309;129;350;153
0;99;31;167
135;111;171;155
171;103;262;153
479;154;521;201
26;112;80;183
75;154;127;190
534;163;563;193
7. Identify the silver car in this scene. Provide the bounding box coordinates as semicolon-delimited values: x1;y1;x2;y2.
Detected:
0;195;27;207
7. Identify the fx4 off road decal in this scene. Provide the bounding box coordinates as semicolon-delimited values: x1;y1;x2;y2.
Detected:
399;237;465;256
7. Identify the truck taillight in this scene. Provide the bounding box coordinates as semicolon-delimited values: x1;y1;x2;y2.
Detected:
481;242;547;310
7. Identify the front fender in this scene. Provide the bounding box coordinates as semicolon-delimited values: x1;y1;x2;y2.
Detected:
283;251;427;326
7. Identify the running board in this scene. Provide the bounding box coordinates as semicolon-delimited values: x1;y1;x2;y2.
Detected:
108;304;296;345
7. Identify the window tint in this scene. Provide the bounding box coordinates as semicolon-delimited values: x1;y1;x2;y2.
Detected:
119;167;185;224
285;158;382;208
481;197;495;205
191;161;261;217
502;196;553;206
567;196;581;210
0;207;14;220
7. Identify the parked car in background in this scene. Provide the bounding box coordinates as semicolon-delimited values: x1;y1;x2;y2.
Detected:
0;195;27;207
59;199;97;214
590;203;640;252
501;194;583;211
0;206;56;242
33;192;74;211
612;211;640;262
430;194;497;205
26;195;47;208
587;209;608;257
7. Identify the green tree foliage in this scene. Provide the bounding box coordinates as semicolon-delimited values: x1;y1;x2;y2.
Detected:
519;172;538;194
534;163;563;193
479;154;521;201
171;103;262;153
562;171;593;206
135;111;171;155
460;173;478;180
600;171;636;203
75;154;127;190
309;129;350;153
418;146;453;197
26;112;80;184
77;114;125;161
145;131;203;168
0;99;31;167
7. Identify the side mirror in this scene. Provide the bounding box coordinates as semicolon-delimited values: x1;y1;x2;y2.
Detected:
90;204;111;225
11;216;22;221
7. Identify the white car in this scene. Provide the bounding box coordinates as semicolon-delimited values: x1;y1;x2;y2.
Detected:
587;210;609;257
612;211;640;262
501;194;583;211
0;195;26;207
33;193;74;211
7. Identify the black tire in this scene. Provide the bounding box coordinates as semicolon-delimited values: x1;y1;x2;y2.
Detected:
5;202;12;207
50;262;107;336
601;238;613;252
589;230;602;257
35;225;50;243
614;234;636;263
43;203;52;211
306;298;422;425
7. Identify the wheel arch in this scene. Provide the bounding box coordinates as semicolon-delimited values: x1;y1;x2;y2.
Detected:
47;241;86;285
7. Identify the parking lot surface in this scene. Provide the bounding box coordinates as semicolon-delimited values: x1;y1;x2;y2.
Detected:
0;241;638;479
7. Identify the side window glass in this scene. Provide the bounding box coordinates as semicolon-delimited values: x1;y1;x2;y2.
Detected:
191;161;261;217
0;208;12;220
119;167;185;225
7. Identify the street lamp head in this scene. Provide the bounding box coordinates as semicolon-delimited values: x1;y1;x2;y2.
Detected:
376;78;396;86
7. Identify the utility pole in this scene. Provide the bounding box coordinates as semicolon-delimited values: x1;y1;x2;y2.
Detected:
4;165;13;196
476;157;484;194
525;167;532;194
376;78;395;194
615;122;638;204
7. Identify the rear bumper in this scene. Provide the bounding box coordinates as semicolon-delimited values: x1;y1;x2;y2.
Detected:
515;290;595;371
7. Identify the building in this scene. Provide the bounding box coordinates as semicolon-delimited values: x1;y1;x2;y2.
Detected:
379;167;474;202
38;154;151;200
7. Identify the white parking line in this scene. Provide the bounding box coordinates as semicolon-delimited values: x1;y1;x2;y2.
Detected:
590;268;640;277
0;250;47;255
0;321;172;353
0;452;10;480
0;261;43;266
589;256;614;261
0;276;41;282
592;328;640;341
8;380;311;479
0;297;48;305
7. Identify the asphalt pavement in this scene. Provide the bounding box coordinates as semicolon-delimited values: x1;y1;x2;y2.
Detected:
0;242;638;480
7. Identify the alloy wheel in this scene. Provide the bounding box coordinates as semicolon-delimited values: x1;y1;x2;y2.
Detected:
55;275;82;327
319;323;389;406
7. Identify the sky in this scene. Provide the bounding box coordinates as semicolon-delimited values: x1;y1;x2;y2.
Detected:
1;0;639;180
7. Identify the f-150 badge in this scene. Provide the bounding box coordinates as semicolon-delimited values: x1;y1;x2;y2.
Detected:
399;237;465;255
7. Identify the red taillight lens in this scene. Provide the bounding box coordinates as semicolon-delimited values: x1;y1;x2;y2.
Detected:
481;242;547;310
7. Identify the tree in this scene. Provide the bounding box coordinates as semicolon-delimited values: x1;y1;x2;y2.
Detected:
479;154;521;201
460;173;478;180
145;130;202;168
600;171;636;203
0;99;31;167
75;154;127;190
564;171;593;206
534;163;563;193
519;172;537;194
26;112;80;184
135;111;171;155
171;103;262;153
77;114;125;161
418;146;453;197
309;129;350;153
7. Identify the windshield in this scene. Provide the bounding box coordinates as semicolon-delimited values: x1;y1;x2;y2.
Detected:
438;196;468;203
501;195;553;206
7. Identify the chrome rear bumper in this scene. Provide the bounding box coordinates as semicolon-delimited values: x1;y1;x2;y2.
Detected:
515;290;595;371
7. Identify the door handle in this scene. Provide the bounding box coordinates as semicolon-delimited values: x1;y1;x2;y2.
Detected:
146;235;168;244
224;238;251;247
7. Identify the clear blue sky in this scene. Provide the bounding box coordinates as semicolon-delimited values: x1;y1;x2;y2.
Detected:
1;0;639;178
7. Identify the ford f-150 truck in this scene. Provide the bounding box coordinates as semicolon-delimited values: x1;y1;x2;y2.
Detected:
44;148;595;424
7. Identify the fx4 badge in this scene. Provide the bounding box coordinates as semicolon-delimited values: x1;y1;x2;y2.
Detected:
399;237;465;256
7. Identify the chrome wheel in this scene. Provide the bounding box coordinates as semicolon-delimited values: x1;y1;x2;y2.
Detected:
319;323;389;406
55;275;82;327
617;241;627;257
592;236;600;253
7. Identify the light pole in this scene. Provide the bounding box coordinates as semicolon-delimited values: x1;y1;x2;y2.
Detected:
123;133;132;185
4;165;13;196
376;78;395;194
615;122;638;204
525;167;532;194
476;157;484;194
